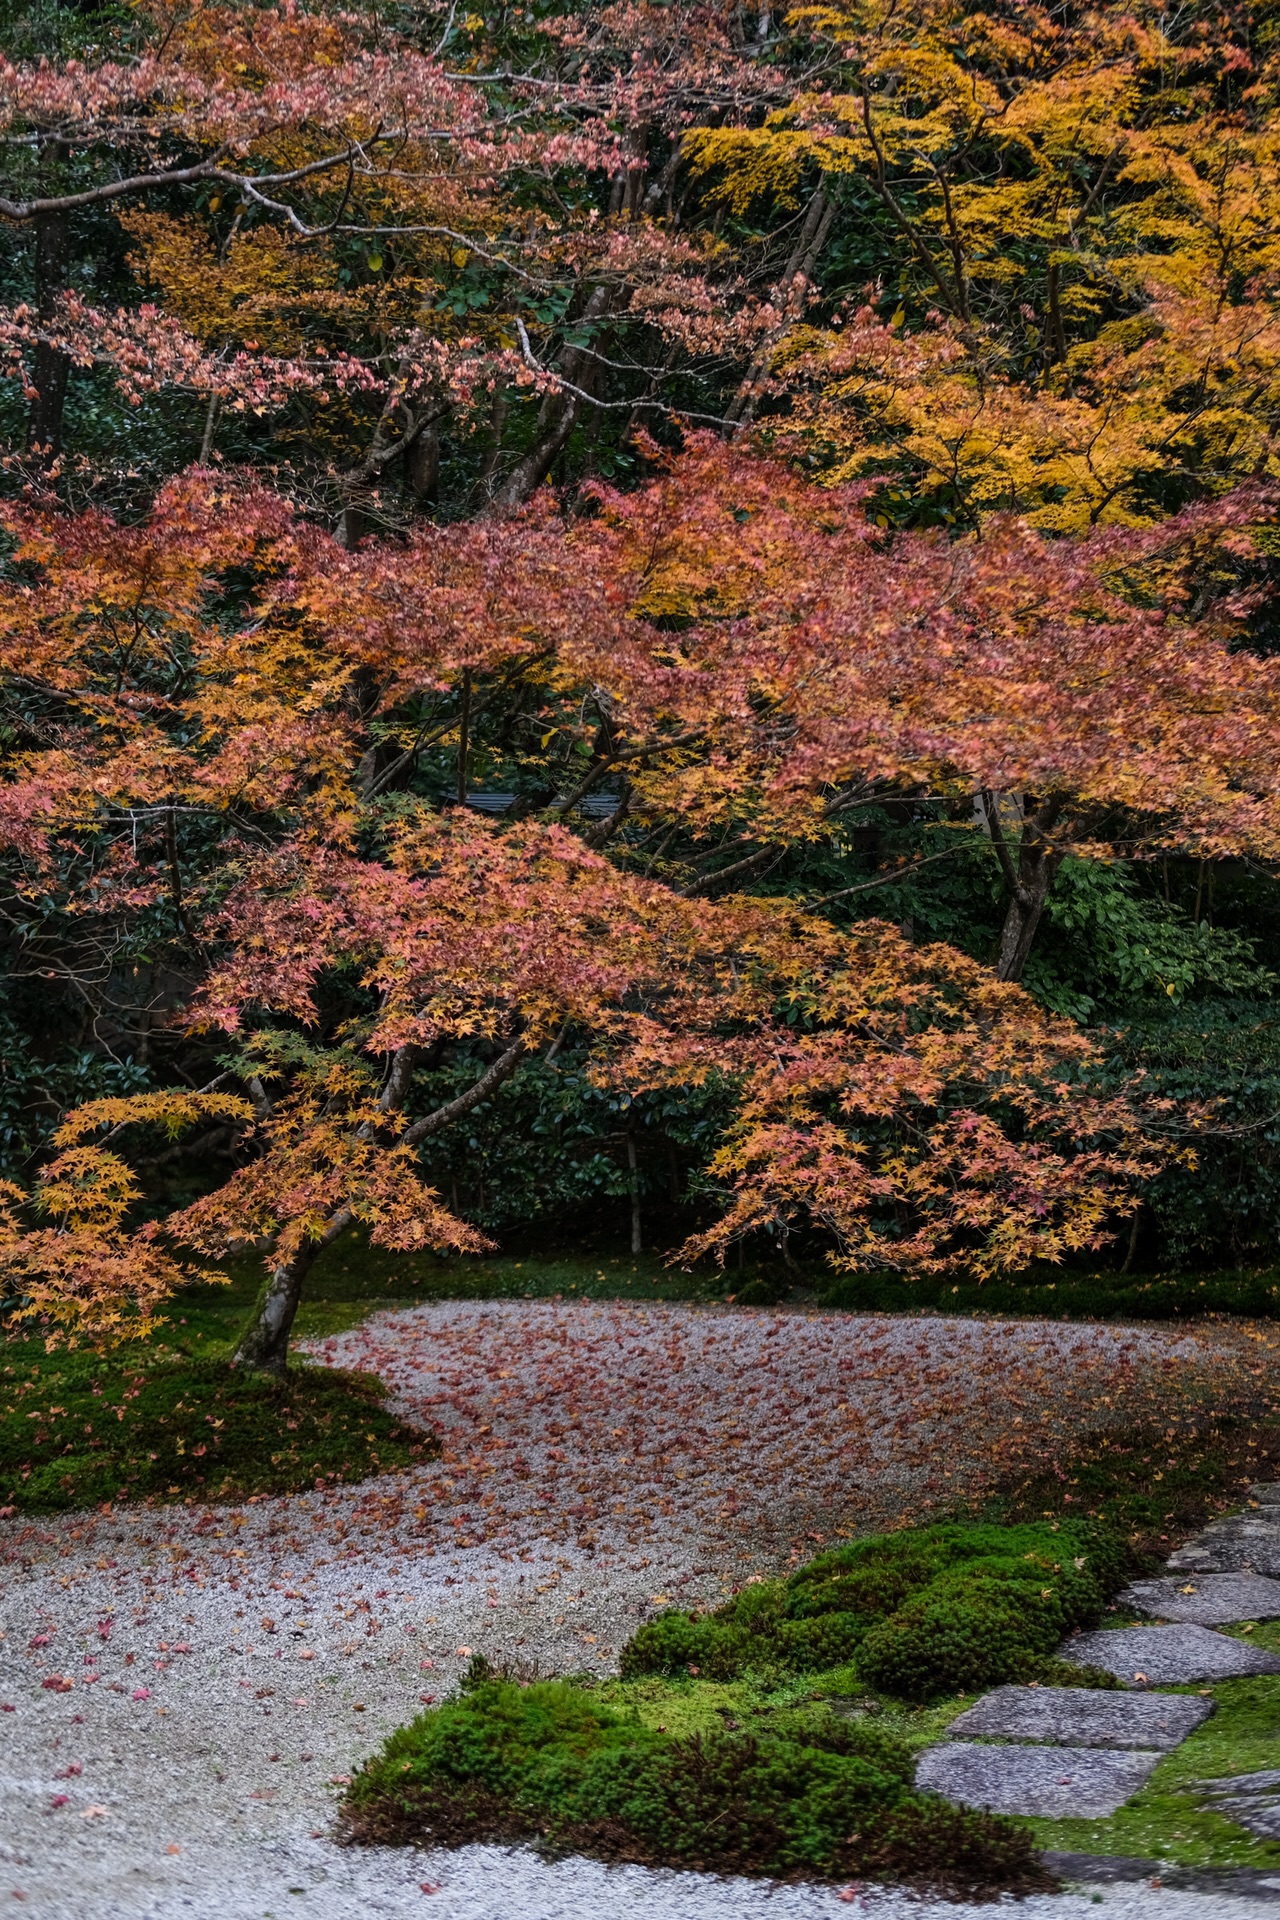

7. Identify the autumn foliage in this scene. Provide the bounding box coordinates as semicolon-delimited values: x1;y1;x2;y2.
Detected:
1;0;1279;1357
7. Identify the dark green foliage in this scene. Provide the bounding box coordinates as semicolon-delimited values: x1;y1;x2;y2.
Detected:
621;1520;1125;1701
408;1052;733;1237
817;1264;1280;1321
1106;1002;1280;1267
0;998;151;1178
343;1677;1053;1895
0;1353;431;1510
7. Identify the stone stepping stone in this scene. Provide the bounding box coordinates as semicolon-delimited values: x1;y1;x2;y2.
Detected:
1064;1623;1280;1685
946;1684;1212;1750
1120;1572;1280;1625
915;1741;1160;1819
1167;1495;1280;1576
1189;1769;1280;1840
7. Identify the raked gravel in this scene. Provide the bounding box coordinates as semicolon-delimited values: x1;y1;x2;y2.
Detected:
0;1301;1249;1918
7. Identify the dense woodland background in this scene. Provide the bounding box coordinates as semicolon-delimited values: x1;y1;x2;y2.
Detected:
4;0;1280;1303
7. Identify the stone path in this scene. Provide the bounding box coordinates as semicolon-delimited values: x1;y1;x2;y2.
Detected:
1168;1484;1280;1576
1188;1770;1280;1840
1119;1572;1280;1625
916;1486;1280;1823
1065;1622;1280;1684
915;1743;1162;1819
947;1685;1212;1749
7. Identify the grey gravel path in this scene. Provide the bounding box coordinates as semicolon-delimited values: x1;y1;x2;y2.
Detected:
0;1303;1247;1918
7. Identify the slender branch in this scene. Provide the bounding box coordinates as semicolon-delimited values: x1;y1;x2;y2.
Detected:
801;842;964;909
401;1035;526;1145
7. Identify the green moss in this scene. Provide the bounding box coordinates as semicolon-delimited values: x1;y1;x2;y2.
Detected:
343;1675;1051;1894
0;1354;430;1511
620;1520;1125;1701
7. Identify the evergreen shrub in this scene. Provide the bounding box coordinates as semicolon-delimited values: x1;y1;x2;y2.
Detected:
342;1677;1052;1895
620;1519;1125;1700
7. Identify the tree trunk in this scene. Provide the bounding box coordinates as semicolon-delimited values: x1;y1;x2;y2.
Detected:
228;1036;525;1373
994;852;1058;982
726;186;835;429
986;792;1063;983
231;1239;325;1375
28;150;71;459
490;284;612;509
626;1131;642;1254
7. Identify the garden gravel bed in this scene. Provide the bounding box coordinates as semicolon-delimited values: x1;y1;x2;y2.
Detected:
0;1302;1245;1915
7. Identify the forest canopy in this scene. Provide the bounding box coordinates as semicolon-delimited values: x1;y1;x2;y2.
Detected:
2;0;1280;1362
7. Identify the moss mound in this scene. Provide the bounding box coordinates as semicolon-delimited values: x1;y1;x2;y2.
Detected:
620;1520;1126;1701
342;1675;1052;1896
0;1354;432;1510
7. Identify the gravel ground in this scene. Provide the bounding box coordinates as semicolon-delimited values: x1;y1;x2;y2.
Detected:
0;1301;1251;1919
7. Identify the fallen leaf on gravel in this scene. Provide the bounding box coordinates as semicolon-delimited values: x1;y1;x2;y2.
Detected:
299;1650;314;1660
419;1884;441;1895
328;1775;351;1786
80;1807;107;1820
419;1693;436;1705
131;1687;150;1700
165;1844;181;1855
47;1796;68;1811
456;1646;472;1657
0;1704;14;1713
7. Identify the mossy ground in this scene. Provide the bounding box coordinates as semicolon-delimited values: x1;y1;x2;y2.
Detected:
1022;1618;1280;1869
0;1237;714;1514
341;1664;1050;1895
0;1350;431;1511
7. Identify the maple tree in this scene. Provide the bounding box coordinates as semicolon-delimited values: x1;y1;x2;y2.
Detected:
2;0;1280;1354
0;452;1264;1363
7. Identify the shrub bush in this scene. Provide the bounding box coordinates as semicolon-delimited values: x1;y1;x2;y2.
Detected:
620;1519;1124;1700
343;1677;1052;1895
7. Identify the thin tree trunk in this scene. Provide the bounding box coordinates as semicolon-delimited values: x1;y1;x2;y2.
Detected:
230;1038;525;1373
994;853;1058;983
199;391;221;464
28;144;71;459
1120;1206;1142;1274
726;187;834;428
626;1131;642;1254
456;669;471;804
985;791;1063;983
232;1210;350;1374
489;285;611;509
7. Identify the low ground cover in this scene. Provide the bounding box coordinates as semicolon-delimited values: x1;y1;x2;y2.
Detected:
989;1418;1280;1559
343;1513;1130;1892
620;1520;1126;1699
345;1414;1280;1888
340;1665;1053;1897
816;1266;1280;1323
0;1351;430;1511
